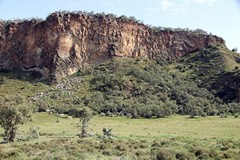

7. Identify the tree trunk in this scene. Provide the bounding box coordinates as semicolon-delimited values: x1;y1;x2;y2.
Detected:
9;128;16;142
81;120;88;138
237;88;240;102
4;127;16;142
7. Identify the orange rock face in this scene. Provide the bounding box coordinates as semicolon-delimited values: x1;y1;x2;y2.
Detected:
0;12;225;81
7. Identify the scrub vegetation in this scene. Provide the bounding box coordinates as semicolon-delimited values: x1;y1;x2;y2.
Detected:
0;44;240;159
0;113;240;160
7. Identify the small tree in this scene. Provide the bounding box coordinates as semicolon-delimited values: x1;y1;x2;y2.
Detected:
78;107;93;138
28;126;39;139
189;106;203;118
232;47;238;53
102;128;113;140
0;104;31;142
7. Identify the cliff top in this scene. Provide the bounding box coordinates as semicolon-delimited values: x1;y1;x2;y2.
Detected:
0;11;224;41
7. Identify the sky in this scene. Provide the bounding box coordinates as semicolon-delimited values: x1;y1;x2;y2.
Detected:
0;0;239;50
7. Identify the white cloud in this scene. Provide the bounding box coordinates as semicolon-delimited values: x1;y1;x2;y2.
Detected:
101;0;124;7
102;0;113;7
194;0;205;3
194;0;218;6
117;0;125;4
146;7;157;11
147;0;219;15
161;0;175;11
159;0;188;15
69;1;77;5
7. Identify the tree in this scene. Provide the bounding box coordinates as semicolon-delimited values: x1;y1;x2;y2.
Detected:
189;106;204;118
102;128;113;140
78;107;93;138
0;104;31;142
232;47;238;53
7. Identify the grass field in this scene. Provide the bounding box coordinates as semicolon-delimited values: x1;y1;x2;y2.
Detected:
21;113;240;140
0;113;240;159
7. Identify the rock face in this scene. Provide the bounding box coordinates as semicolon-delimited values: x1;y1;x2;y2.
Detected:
0;12;225;81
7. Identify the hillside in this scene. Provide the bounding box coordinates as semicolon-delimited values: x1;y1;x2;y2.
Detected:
0;44;239;118
172;44;240;102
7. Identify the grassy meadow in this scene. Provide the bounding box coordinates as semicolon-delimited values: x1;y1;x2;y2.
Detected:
23;113;240;140
0;113;240;159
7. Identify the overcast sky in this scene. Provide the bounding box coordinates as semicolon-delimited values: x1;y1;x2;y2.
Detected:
0;0;239;50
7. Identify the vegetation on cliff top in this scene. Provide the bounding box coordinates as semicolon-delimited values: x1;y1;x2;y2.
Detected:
1;10;221;38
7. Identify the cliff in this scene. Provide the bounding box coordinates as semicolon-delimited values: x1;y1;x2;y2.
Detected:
0;12;225;81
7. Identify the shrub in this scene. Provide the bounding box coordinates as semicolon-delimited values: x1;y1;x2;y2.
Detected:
194;148;210;159
28;126;40;139
234;113;239;118
232;47;238;53
175;152;195;160
155;149;176;160
100;128;114;140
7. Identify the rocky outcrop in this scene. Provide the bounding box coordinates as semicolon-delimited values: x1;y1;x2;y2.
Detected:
0;12;225;81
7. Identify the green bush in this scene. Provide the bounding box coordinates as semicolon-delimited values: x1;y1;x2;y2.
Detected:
155;149;176;160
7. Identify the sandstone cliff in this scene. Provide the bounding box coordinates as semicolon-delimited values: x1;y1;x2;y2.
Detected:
0;12;225;81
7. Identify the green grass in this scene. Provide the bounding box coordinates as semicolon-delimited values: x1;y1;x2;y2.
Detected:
1;113;240;159
18;113;239;140
0;71;51;97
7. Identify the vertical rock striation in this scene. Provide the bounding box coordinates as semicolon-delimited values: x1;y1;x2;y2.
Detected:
0;12;225;81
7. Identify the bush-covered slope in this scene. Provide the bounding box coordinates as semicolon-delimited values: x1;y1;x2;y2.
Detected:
172;44;240;102
0;45;239;118
32;51;239;117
